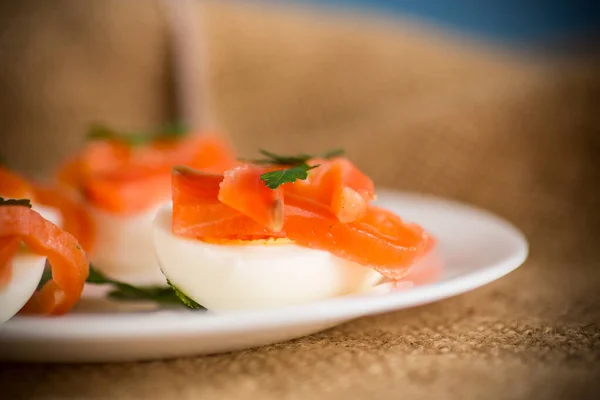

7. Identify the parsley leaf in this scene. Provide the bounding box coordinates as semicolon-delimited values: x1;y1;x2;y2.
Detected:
243;148;345;166
36;264;205;309
260;164;320;189
0;197;32;208
241;148;345;189
87;124;147;146
86;265;204;308
257;149;313;165
87;121;189;146
37;264;53;290
160;121;188;139
322;148;345;159
167;279;203;309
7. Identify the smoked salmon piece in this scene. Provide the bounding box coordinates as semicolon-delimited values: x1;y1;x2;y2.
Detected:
0;205;89;315
32;184;96;253
58;134;236;214
219;165;285;232
217;158;375;227
0;167;33;200
171;166;430;279
284;158;375;223
0;167;95;254
172;166;282;241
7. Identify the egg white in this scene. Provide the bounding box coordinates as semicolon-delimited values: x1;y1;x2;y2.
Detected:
153;205;382;312
89;203;168;286
0;205;62;323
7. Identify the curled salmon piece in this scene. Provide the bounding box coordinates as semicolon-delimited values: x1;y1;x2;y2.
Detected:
218;165;285;232
171;167;430;280
0;167;33;199
0;205;89;315
284;158;375;223
1;167;95;254
32;184;96;253
0;167;34;290
172;166;281;241
58;134;236;214
217;158;374;228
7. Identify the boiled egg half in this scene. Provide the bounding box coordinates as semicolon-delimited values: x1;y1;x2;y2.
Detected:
88;203;168;286
153;204;382;311
0;204;62;323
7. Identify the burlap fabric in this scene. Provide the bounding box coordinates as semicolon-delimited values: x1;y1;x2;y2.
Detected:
1;1;599;399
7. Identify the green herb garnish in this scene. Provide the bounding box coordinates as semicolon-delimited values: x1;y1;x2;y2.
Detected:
242;148;345;189
159;121;188;139
37;265;53;290
38;264;204;309
167;279;203;309
0;197;32;208
260;164;320;189
322;148;345;159
87;121;189;146
87;265;204;308
243;148;345;166
87;124;147;146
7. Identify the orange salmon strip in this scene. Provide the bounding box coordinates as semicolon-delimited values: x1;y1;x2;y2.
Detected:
84;173;172;215
0;167;95;255
32;184;96;253
171;168;430;279
58;135;236;214
218;165;285;232
0;167;34;200
0;206;89;315
284;158;375;223
172;167;281;241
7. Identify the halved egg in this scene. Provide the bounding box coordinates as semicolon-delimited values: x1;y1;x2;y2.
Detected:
152;205;382;311
89;203;167;286
0;205;62;323
55;132;236;286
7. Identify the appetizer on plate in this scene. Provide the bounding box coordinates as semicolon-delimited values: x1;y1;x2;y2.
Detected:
0;168;89;323
57;125;235;285
154;150;432;311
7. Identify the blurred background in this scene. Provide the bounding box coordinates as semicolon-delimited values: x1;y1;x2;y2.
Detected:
0;0;599;397
297;0;600;46
0;0;598;250
0;0;598;259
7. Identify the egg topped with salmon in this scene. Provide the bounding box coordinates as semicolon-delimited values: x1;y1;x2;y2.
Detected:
154;150;432;311
57;124;236;286
0;167;89;322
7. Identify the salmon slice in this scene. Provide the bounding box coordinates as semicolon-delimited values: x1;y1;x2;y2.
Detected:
57;134;236;214
0;205;89;315
284;158;375;223
218;165;284;231
0;167;95;254
282;197;429;279
84;173;172;215
172;166;282;241
217;158;374;227
171;167;430;279
0;167;33;200
32;184;96;253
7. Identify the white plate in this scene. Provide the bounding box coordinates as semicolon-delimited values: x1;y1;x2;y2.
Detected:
0;190;528;363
